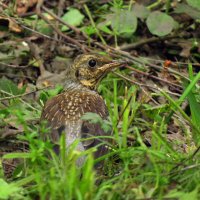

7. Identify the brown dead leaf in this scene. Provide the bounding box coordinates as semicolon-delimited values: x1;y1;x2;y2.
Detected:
18;81;25;89
0;126;23;139
15;0;38;15
0;17;22;33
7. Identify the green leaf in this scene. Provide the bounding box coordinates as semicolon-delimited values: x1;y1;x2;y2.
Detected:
39;85;63;104
146;11;174;36
0;77;26;97
110;9;137;36
36;19;53;35
187;84;200;129
82;25;96;36
98;25;112;34
61;8;84;31
187;81;200;142
97;21;113;34
81;112;103;124
24;14;53;35
165;188;198;200
132;3;150;19
81;112;111;133
0;179;22;199
186;0;200;10
185;64;200;130
3;152;31;159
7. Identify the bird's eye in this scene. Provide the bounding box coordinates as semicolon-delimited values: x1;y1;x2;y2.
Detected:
88;59;97;68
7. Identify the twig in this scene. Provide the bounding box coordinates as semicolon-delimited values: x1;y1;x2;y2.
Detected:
50;0;63;51
20;24;78;49
113;71;181;97
170;163;200;175
125;65;182;89
42;6;82;35
147;0;162;9
139;56;200;67
90;41;190;81
26;40;46;75
0;90;39;111
36;0;88;52
0;86;50;101
168;144;200;177
109;47;190;81
0;2;8;9
191;145;200;159
18;11;36;17
120;35;184;51
0;73;34;79
0;62;27;68
2;9;82;50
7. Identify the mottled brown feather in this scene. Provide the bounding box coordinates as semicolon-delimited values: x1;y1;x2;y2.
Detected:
41;88;109;158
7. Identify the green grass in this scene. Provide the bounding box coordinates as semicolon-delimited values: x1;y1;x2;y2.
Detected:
1;65;200;200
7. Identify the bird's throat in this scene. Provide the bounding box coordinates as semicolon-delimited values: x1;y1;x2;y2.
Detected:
80;79;97;90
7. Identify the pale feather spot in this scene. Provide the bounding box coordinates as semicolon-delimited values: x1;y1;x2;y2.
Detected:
53;110;60;118
69;110;74;114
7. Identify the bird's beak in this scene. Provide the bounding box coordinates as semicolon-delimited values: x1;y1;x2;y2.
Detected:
93;60;126;89
99;60;127;73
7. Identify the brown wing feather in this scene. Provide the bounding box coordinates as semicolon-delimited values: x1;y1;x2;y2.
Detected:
41;90;109;158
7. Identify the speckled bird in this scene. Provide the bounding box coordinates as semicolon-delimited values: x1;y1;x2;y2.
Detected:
41;54;124;166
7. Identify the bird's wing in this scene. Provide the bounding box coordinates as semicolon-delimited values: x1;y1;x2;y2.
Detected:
41;91;109;157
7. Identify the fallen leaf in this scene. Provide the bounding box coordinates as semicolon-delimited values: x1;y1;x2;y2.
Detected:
146;11;175;36
15;0;38;15
0;17;22;33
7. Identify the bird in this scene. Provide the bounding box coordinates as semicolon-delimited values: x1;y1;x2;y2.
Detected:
41;54;125;166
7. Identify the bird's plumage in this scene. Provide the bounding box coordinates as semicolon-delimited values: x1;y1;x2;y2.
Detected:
41;54;124;165
41;83;108;156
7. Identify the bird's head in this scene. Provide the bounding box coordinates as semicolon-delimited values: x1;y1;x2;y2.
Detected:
70;54;125;90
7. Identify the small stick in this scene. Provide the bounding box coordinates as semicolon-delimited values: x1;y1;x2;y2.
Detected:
125;65;182;89
42;6;82;36
36;0;88;52
119;34;186;51
113;71;181;97
0;86;50;101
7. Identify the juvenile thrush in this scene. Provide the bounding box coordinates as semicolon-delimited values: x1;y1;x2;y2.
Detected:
41;54;124;165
